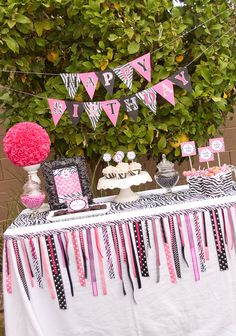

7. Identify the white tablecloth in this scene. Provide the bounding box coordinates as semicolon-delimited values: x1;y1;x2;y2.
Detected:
3;188;236;336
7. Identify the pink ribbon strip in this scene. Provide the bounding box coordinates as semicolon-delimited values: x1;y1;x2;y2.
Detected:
86;229;98;296
71;230;86;287
94;228;107;295
212;211;222;253
185;213;200;281
125;224;137;278
159;218;177;284
20;239;34;288
176;214;185;247
118;224;127;263
151;218;160;283
39;237;56;300
228;207;236;252
4;241;12;294
111;225;122;280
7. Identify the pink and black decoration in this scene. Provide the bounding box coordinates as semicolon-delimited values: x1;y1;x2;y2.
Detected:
48;53;192;129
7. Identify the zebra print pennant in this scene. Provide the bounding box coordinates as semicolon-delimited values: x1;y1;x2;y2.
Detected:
60;73;80;99
113;63;133;90
136;87;157;113
83;102;102;129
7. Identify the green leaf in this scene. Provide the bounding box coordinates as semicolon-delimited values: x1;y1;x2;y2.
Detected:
128;41;140;54
15;14;32;24
75;134;83;145
2;36;19;53
124;27;134;40
200;67;211;83
108;34;119;41
157;136;167;151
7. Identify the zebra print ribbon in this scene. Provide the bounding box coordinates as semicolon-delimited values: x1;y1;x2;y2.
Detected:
169;216;181;279
209;210;229;271
86;228;98;296
12;239;30;300
102;226;115;279
160;218;177;284
45;235;67;309
29;238;43;288
193;213;206;272
133;221;149;277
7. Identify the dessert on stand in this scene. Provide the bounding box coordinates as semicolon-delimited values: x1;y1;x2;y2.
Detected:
97;151;152;203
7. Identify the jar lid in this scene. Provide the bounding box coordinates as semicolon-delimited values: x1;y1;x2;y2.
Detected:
157;154;175;172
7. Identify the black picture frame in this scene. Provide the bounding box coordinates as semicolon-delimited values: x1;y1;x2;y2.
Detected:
41;157;93;210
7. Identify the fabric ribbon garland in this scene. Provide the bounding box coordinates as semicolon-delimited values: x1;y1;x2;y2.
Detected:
133;221;149;277
102;226;115;279
151;218;161;283
4;241;12;294
86;228;98;296
29;238;43;288
168;216;181;279
20;239;34;288
193;213;206;272
176;214;189;267
126;224;142;289
71;230;86;287
185;213;200;281
94;228;107;296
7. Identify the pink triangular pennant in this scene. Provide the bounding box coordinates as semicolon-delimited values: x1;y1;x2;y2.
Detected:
130;53;151;82
101;99;121;126
80;72;98;99
47;99;66;126
153;79;175;106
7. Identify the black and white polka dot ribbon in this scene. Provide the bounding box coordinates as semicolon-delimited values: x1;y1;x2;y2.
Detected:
45;235;67;309
169;216;181;279
209;210;229;271
133;221;149;277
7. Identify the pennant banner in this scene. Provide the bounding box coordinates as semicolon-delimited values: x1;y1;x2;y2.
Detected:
113;63;133;90
83;102;102;129
169;67;192;93
66;101;84;127
80;72;99;99
130;52;151;82
101;99;121;126
120;95;139;121
153;79;175;106
97;70;116;96
60;73;80;99
48;99;67;126
136;88;157;113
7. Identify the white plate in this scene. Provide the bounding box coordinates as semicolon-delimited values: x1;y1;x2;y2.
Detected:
47;202;111;222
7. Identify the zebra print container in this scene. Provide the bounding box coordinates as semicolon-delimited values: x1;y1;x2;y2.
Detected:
203;171;233;197
188;176;204;196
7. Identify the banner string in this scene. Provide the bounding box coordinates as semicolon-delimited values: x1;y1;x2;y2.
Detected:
0;23;235;102
0;7;232;77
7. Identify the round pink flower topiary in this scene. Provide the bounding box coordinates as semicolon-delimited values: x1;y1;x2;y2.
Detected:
3;122;51;167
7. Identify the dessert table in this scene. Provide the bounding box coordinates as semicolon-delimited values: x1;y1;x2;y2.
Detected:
3;185;236;336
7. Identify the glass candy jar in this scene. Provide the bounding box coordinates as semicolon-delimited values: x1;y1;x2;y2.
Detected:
154;154;179;193
20;177;45;211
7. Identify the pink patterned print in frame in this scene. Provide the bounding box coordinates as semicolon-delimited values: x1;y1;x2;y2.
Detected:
53;166;82;204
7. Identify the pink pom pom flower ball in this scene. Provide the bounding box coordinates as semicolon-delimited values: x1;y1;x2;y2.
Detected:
3;122;51;167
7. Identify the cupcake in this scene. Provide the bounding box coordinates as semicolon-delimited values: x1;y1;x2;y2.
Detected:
102;165;116;179
129;162;142;175
116;162;129;179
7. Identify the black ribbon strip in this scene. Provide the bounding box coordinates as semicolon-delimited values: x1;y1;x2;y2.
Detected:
45;235;67;309
57;234;74;297
127;225;142;289
176;215;189;268
37;237;43;277
133;221;149;277
168;216;181;279
209;210;229;271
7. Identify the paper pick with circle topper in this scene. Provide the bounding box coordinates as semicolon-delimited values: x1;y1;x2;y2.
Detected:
209;137;225;167
127;151;136;162
180;141;196;170
103;153;112;166
113;151;125;163
198;146;214;169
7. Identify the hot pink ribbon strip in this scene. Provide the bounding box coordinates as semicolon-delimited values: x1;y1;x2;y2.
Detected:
39;237;56;300
4;241;12;294
185;213;200;281
94;228;107;295
20;239;34;288
125;224;137;278
71;230;86;287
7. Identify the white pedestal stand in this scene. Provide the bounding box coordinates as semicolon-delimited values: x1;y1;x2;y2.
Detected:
23;164;41;184
97;171;152;203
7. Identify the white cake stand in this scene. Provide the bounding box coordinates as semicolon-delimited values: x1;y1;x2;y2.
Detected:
97;171;152;203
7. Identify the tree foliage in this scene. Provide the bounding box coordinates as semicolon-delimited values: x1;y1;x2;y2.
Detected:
0;0;235;162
